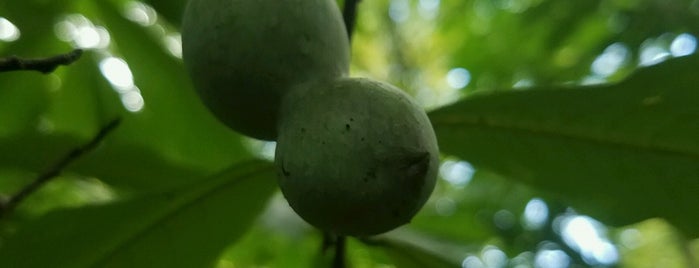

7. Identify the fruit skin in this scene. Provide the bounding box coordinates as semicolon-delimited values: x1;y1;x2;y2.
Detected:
181;0;350;140
275;78;439;236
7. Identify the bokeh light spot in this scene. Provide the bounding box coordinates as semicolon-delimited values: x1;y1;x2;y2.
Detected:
99;57;145;112
482;245;508;268
591;42;629;77
561;215;619;265
535;249;570;268
446;68;471;89
164;33;183;58
54;14;110;49
121;90;145;112
670;33;697;57
418;0;440;19
124;1;158;26
523;198;548;230
439;160;475;187
100;57;135;90
462;255;485;268
0;17;21;42
389;0;411;23
639;37;671;66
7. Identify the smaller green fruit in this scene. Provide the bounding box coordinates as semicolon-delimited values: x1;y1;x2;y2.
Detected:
275;78;439;236
181;0;350;140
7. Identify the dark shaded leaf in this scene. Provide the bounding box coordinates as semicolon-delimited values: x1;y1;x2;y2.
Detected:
363;229;469;268
0;160;276;268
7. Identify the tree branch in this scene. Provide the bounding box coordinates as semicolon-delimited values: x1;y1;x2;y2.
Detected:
343;0;362;41
333;235;346;268
0;118;122;219
0;49;84;74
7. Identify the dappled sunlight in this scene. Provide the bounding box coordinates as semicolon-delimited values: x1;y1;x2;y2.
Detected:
99;57;145;112
99;57;134;90
120;88;145;112
670;33;697;57
389;0;411;23
124;1;158;27
560;215;619;265
534;245;570;268
591;42;630;77
0;17;20;42
481;245;508;267
243;138;277;161
122;1;183;59
1;0;697;266
439;160;475;187
54;14;110;49
462;255;485;268
639;36;672;66
461;245;508;268
447;67;472;89
53;15;145;112
163;33;183;58
523;198;548;230
418;0;441;19
14;176;117;217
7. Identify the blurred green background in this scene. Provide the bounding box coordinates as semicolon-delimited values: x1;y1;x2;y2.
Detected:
1;0;698;267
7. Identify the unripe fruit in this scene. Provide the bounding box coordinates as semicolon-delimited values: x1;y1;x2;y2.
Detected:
181;0;350;140
275;78;439;236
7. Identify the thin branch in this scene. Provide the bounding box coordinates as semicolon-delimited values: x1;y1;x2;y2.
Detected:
333;235;346;268
343;0;362;41
322;232;335;253
0;118;122;219
0;49;84;74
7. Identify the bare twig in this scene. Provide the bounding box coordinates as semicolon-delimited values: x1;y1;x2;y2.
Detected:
343;0;362;41
0;49;84;74
333;235;346;268
0;118;122;219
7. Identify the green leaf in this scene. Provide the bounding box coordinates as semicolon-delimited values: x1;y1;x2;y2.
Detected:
363;229;470;268
0;160;277;268
429;54;699;237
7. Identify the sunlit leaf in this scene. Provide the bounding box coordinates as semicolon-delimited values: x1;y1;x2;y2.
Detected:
0;160;276;268
430;54;699;236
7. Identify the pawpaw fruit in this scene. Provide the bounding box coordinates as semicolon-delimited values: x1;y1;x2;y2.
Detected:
181;0;350;140
275;78;439;236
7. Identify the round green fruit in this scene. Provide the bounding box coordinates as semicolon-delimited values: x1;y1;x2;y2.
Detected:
181;0;350;140
275;78;439;236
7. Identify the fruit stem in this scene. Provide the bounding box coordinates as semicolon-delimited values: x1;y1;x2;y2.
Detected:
333;235;346;268
343;0;361;41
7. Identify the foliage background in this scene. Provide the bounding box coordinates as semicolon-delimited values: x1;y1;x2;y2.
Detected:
1;0;698;267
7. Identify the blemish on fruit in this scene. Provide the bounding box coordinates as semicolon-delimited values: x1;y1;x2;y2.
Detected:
281;162;291;177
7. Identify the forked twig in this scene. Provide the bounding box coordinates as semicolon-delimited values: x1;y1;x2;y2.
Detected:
0;118;121;219
0;49;84;74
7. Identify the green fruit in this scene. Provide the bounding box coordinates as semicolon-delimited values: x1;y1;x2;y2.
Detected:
275;78;439;236
181;0;350;140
